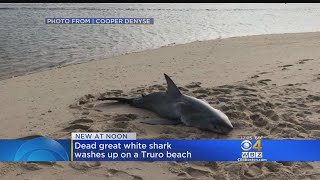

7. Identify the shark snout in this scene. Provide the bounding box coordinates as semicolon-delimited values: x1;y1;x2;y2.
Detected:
210;108;234;133
219;115;234;133
207;118;233;134
222;120;234;133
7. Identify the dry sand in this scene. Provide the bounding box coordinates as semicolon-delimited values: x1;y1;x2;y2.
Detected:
0;32;320;179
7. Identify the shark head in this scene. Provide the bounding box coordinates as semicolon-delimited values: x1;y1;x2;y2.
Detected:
205;107;234;134
164;73;234;134
181;96;234;134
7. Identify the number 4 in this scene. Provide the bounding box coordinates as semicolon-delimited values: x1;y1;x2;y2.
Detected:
253;140;262;151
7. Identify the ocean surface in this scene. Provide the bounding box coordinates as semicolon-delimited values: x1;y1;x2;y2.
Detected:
1;3;320;79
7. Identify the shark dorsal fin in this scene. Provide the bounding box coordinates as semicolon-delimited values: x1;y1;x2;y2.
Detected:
164;73;182;97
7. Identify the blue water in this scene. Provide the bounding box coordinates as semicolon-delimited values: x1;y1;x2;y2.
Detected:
1;3;320;79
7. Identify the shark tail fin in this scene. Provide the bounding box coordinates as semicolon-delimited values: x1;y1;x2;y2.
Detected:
164;73;182;97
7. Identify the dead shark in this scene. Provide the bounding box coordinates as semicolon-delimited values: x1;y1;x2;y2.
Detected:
99;74;233;134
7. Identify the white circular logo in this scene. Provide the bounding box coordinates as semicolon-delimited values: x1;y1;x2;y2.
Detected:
241;140;252;151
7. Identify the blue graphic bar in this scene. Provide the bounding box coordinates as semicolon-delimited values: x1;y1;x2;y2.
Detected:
72;140;320;161
1;138;320;162
45;18;154;25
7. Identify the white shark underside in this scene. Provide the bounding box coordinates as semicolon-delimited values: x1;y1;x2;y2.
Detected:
99;74;234;134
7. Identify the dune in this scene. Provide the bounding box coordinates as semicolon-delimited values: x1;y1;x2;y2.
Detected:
0;32;319;179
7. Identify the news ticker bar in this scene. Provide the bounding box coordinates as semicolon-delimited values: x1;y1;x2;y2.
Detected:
1;136;320;161
45;18;154;25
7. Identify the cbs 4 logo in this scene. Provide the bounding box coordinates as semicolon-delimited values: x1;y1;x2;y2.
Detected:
241;140;262;151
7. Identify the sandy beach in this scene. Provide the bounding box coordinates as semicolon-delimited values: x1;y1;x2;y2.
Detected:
0;32;320;179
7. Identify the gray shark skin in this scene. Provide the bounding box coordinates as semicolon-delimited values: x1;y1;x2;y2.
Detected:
99;74;234;134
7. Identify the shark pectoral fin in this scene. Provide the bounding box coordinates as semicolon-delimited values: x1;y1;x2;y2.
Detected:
174;102;197;126
174;102;193;115
140;119;181;125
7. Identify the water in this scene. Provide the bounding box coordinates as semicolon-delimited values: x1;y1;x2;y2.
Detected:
1;3;320;79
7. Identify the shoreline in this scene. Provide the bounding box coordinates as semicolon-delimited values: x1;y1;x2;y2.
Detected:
0;31;319;138
2;31;320;82
0;31;320;179
1;31;320;138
